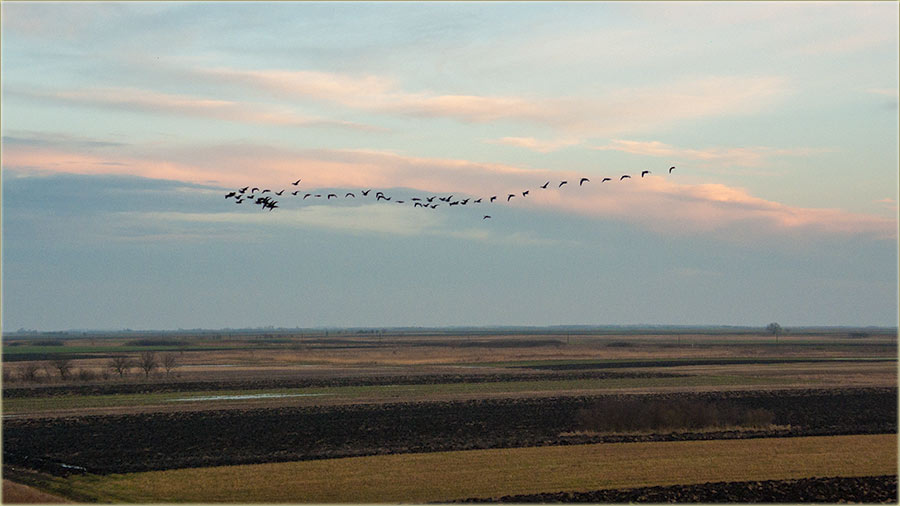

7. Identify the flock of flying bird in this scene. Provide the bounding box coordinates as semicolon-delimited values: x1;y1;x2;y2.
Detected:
224;166;677;220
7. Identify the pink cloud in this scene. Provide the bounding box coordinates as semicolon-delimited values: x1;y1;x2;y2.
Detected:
11;87;378;131
5;141;894;242
486;137;581;153
593;139;832;168
194;67;788;135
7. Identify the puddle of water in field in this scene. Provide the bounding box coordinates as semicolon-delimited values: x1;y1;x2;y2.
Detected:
169;393;330;402
181;364;239;368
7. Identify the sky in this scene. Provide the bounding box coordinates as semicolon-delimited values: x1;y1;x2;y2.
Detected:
1;1;898;331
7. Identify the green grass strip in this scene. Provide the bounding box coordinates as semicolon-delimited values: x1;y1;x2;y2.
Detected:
2;375;781;414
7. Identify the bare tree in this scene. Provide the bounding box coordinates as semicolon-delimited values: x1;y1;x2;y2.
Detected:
51;358;73;380
766;322;783;343
161;353;178;376
138;351;158;378
19;363;41;382
108;356;133;378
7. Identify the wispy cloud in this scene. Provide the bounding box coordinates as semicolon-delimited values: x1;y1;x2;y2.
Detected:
8;87;378;131
193;67;790;136
593;139;833;168
486;136;580;153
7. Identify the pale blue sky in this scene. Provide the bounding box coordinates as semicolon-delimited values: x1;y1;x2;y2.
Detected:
2;1;897;330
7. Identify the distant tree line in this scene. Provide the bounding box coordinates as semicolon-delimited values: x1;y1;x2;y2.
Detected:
2;351;180;384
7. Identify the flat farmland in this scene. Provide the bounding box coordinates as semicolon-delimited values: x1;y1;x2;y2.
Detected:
32;434;897;503
2;329;896;502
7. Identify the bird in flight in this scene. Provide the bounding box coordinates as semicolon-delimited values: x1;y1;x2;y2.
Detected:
669;166;676;173
327;193;337;199
540;181;550;189
522;190;529;197
239;186;249;193
601;177;611;183
490;196;497;202
507;194;515;201
620;175;631;180
345;192;355;198
483;215;491;220
579;178;590;186
559;181;568;188
641;170;650;177
292;179;301;186
275;190;284;195
292;190;300;196
361;189;371;196
225;192;236;199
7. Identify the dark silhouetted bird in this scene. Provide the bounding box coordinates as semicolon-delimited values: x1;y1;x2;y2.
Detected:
461;198;470;205
580;178;589;186
235;198;244;204
411;197;421;201
414;202;423;208
601;177;611;183
540;181;550;189
507;194;515;201
225;192;236;199
449;201;459;206
275;190;284;195
641;170;650;177
396;200;405;204
262;189;271;194
327;194;337;199
483;215;491;219
292;190;300;195
292;179;301;186
559;181;568;188
426;196;436;202
362;189;371;196
252;187;260;193
620;175;631;180
346;192;355;198
430;204;438;209
490;196;497;202
239;186;249;193
669;166;676;173
474;198;482;203
522;190;529;196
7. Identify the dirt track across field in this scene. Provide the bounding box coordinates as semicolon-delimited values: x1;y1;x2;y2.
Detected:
2;480;73;504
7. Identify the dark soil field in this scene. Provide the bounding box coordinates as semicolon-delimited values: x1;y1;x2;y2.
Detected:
457;475;898;503
1;370;682;399
3;387;894;476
